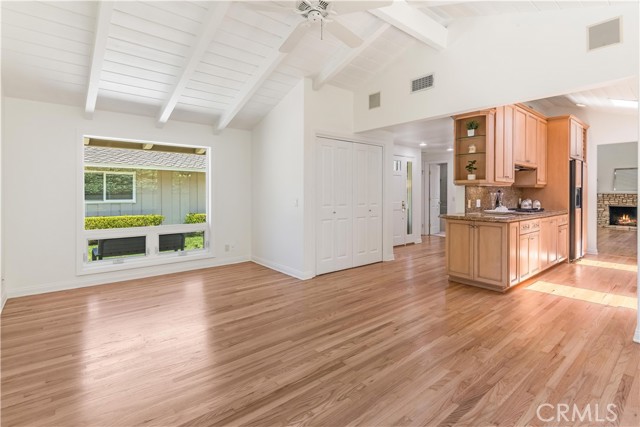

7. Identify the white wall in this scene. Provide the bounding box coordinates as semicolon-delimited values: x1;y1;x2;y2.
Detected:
394;144;422;242
354;3;639;132
251;81;306;278
2;97;252;297
0;95;4;311
597;142;638;193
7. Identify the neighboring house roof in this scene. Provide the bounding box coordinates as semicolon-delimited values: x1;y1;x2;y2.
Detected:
84;146;206;171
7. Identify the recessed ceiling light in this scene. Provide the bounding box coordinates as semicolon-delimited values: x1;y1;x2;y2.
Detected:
610;99;638;108
576;103;586;108
447;148;453;152
419;142;427;147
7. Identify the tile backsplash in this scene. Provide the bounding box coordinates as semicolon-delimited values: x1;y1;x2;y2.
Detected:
465;186;524;213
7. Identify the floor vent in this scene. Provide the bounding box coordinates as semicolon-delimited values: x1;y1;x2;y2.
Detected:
588;17;621;51
369;92;381;109
411;74;434;93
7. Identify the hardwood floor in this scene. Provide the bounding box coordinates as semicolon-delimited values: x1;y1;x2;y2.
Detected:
2;236;639;426
598;227;637;258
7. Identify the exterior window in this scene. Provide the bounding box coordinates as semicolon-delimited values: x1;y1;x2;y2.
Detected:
84;171;136;202
80;137;210;270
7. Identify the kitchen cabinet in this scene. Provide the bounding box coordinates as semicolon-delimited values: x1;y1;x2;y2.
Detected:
494;105;515;183
445;213;568;292
453;110;507;186
536;119;547;185
514;106;539;166
518;219;540;281
446;220;510;287
540;217;558;269
570;119;585;160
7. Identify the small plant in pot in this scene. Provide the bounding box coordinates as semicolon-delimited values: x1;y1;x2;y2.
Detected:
466;120;479;137
465;160;477;180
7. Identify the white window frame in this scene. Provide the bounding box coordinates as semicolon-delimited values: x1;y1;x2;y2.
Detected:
84;170;137;203
77;134;213;276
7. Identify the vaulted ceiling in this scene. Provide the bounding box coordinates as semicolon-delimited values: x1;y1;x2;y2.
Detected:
1;1;632;132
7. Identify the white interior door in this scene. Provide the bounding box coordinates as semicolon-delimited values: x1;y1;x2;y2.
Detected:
317;138;353;275
429;163;441;235
392;156;407;246
353;143;383;267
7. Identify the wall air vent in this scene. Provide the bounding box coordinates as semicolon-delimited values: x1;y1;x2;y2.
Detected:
411;74;434;93
369;92;381;109
588;17;621;51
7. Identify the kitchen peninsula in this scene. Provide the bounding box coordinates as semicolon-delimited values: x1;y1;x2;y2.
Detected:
443;211;567;292
444;103;588;292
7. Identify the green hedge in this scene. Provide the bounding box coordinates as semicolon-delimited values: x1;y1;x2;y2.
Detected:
85;214;164;230
185;213;206;224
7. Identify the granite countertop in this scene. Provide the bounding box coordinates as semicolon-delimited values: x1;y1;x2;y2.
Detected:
440;210;568;223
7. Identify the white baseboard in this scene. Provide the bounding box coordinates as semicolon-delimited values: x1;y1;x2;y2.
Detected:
1;289;7;313
7;255;251;299
251;256;314;280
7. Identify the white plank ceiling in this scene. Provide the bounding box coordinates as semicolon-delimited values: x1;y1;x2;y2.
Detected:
1;1;632;131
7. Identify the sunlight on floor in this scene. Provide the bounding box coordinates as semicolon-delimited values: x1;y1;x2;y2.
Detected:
526;281;637;309
576;258;637;272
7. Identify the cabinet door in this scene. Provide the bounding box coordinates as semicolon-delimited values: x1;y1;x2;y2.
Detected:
540;219;551;269
529;231;541;275
514;108;527;163
558;225;568;261
495;106;515;183
446;221;473;280
537;119;547;185
548;219;558;265
570;119;584;160
509;222;519;286
525;114;537;165
473;223;507;287
519;233;531;280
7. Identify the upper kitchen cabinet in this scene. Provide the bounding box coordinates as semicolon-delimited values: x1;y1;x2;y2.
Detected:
453;110;507;186
494;106;515;184
570;118;587;160
513;104;547;188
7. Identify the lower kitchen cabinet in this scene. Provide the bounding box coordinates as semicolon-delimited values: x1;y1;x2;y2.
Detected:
445;213;568;292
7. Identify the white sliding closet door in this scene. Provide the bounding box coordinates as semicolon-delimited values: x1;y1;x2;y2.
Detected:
317;138;353;275
316;138;383;275
353;143;383;267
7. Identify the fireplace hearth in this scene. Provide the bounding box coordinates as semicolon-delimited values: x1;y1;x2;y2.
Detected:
609;206;637;227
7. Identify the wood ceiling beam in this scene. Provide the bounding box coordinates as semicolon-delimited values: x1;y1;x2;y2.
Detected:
156;2;230;128
85;1;114;119
370;0;447;50
313;22;391;91
216;19;299;132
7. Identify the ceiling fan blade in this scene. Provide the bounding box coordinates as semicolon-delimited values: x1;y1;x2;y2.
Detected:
279;22;310;53
325;18;364;48
329;0;393;15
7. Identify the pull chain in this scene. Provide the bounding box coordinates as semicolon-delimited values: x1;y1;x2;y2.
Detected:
321;19;324;40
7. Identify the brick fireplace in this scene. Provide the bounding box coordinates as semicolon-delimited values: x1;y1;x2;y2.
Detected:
597;193;638;228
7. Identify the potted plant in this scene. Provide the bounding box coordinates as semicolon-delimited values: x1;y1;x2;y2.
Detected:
466;120;479;137
465;159;477;180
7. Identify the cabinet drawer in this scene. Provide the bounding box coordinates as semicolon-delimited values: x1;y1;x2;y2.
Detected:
557;215;568;226
520;219;541;234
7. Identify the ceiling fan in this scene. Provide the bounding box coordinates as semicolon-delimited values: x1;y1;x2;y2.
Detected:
249;1;392;53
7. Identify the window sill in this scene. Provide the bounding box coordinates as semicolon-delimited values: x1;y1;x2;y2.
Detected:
77;249;215;276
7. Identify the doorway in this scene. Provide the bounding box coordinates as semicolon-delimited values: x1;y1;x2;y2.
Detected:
425;162;448;236
392;155;415;246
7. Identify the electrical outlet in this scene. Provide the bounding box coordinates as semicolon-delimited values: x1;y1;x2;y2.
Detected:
467;199;471;209
224;244;230;252
476;199;481;208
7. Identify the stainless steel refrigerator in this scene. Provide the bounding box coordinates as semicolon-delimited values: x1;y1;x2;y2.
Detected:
569;159;583;261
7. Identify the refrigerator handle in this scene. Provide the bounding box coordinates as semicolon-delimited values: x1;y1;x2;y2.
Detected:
576;187;582;208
